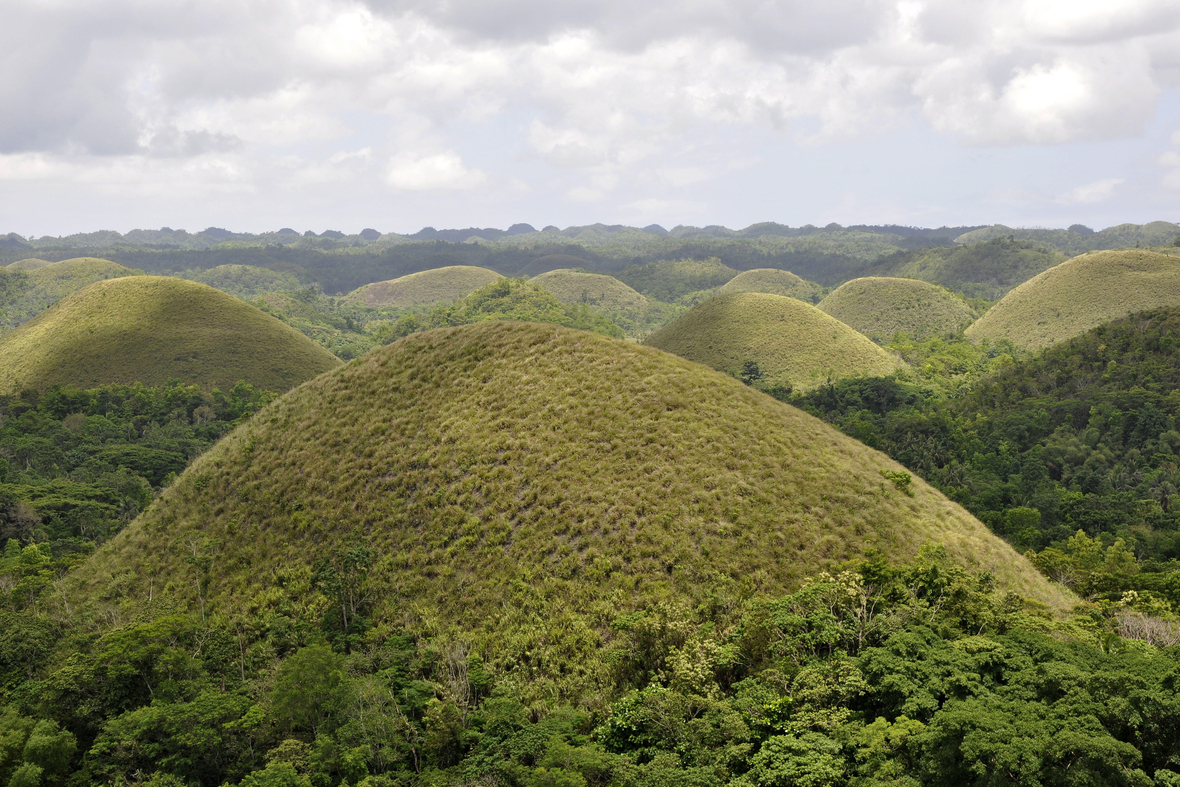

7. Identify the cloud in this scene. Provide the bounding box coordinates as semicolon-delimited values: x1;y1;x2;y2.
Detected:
1059;177;1125;204
386;151;487;190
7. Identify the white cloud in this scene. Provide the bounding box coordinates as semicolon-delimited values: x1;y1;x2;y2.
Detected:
386;150;486;190
1059;177;1125;204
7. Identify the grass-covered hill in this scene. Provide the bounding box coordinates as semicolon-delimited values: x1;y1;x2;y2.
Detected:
342;265;503;308
181;264;303;299
514;253;594;277
645;292;904;391
531;269;649;314
615;257;738;303
966;249;1180;350
65;321;1063;661
817;277;978;341
0;257;143;326
863;238;1066;299
4;258;52;271
0;276;340;394
718;267;824;302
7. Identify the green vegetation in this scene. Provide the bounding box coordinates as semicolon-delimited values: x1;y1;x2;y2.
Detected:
863;238;1065;299
530;269;680;337
614;258;738;304
0;257;144;327
342;266;503;309
181;265;304;299
966;249;1180;350
718;268;824;303
646;293;903;391
817;277;978;342
4;259;52;271
957;221;1180;253
254;290;381;360
0;277;340;394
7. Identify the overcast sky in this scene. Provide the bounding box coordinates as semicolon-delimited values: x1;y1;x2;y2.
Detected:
3;0;1180;236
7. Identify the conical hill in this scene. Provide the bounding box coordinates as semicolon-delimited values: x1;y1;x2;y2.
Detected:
720;268;823;302
818;277;976;341
5;258;53;271
342;265;502;308
531;269;650;313
966;250;1180;350
0;276;340;393
68;321;1064;647
645;292;903;390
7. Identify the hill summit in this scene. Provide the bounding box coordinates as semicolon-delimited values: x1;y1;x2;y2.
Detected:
645;292;903;390
69;321;1062;659
0;276;340;393
818;277;976;341
342;265;503;308
966;249;1180;350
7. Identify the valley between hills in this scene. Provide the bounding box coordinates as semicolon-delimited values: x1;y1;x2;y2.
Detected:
3;221;1180;785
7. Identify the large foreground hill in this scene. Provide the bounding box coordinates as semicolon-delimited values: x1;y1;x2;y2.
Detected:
966;249;1180;350
68;321;1063;644
0;276;340;393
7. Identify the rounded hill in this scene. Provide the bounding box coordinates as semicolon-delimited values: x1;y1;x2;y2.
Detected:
719;268;823;302
818;277;976;341
5;258;53;271
1;257;144;325
69;321;1063;657
531;269;649;313
0;276;340;394
645;292;903;390
342;265;502;308
966;250;1180;350
515;253;593;277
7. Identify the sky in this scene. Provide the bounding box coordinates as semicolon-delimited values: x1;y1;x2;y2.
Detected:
2;0;1180;236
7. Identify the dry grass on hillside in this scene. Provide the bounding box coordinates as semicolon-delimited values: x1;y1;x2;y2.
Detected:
67;321;1066;696
818;277;977;341
646;292;903;390
342;266;503;308
5;258;53;271
966;250;1180;350
0;276;340;394
720;268;824;302
3;257;143;324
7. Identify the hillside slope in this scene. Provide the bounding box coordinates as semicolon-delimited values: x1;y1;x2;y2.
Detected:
5;258;53;271
966;250;1180;350
0;276;340;393
646;292;903;390
818;277;977;341
342;265;502;308
66;321;1064;652
719;268;823;302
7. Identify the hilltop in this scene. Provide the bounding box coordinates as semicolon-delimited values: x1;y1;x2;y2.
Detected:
966;249;1180;350
718;268;824;302
66;322;1062;660
0;276;340;394
5;258;53;271
645;292;903;390
614;257;738;303
528;268;677;336
0;257;143;325
342;265;502;308
818;277;977;341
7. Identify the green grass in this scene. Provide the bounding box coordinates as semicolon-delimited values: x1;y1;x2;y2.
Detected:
965;250;1180;351
4;258;53;271
0;257;144;326
341;266;503;308
63;321;1066;666
180;265;304;299
645;292;904;390
0;276;340;394
615;257;738;303
718;268;824;302
818;277;978;341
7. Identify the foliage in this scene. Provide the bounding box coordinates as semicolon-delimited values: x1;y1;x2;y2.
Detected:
181;264;305;299
530;269;680;338
0;277;340;395
966;249;1180;351
646;293;903;391
615;258;738;304
862;237;1065;300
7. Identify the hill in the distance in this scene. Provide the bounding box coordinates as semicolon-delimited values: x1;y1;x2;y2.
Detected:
182;264;304;299
5;258;53;271
342;265;503;308
645;292;903;390
0;276;340;394
818;277;977;341
966;249;1180;351
862;238;1066;299
1;256;143;325
719;268;824;302
66;321;1064;695
615;257;738;303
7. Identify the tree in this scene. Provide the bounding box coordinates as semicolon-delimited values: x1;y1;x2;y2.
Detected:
271;645;349;737
739;360;764;386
